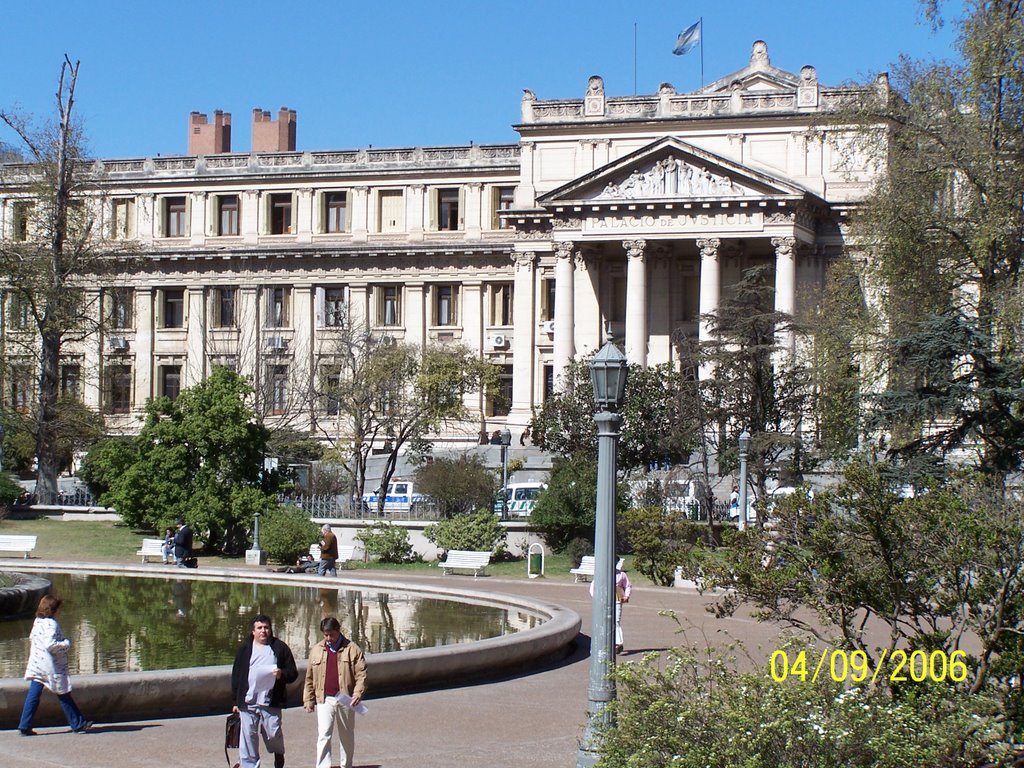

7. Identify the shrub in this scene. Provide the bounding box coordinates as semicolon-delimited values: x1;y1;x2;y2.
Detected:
356;522;417;563
531;455;630;552
567;536;592;567
618;507;714;587
415;454;496;517
424;509;506;555
258;505;319;564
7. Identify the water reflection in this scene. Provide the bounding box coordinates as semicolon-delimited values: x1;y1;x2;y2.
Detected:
0;573;533;676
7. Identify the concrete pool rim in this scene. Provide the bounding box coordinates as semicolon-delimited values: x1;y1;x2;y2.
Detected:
0;561;582;728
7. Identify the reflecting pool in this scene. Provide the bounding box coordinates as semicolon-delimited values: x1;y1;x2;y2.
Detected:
0;572;535;676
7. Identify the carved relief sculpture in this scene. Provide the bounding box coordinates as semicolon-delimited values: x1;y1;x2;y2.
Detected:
594;155;751;200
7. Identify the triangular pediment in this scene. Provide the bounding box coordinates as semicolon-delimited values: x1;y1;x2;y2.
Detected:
538;136;811;207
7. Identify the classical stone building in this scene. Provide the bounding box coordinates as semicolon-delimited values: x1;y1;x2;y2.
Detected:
0;42;880;445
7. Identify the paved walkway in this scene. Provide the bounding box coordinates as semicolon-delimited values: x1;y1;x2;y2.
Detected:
0;572;784;768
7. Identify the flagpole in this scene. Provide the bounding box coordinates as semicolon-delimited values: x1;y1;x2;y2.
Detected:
700;17;704;89
633;22;638;95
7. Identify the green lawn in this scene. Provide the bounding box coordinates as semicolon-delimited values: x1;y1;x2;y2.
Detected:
0;516;602;581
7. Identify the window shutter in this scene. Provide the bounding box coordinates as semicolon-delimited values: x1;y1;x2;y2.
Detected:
316;192;325;234
458;187;466;229
158;199;166;238
428;188;438;231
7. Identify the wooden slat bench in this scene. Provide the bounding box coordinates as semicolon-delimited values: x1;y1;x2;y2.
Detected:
0;534;38;559
309;543;357;568
136;538;167;564
570;555;595;582
438;550;491;577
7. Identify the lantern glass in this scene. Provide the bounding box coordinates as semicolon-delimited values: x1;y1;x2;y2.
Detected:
589;342;628;412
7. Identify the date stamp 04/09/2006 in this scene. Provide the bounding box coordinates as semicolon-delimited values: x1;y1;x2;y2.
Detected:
769;649;970;685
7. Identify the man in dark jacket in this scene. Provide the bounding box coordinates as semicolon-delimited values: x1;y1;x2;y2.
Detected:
173;517;193;567
231;614;299;768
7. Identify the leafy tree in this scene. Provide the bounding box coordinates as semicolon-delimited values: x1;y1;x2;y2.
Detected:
689;264;811;507
618;508;713;587
531;455;630;552
424;509;506;555
94;368;273;552
414;454;496;517
530;359;696;471
841;0;1024;478
1;396;105;476
314;326;497;513
0;57;126;503
258;505;319;564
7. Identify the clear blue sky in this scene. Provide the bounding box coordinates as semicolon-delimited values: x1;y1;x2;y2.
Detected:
0;0;963;160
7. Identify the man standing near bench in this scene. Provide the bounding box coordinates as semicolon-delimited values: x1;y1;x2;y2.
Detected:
317;524;338;577
173;517;193;567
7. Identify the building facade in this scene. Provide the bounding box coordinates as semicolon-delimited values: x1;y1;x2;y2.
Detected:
0;42;882;445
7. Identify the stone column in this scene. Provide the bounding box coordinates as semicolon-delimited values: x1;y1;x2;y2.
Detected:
508;251;537;427
407;184;425;241
296;188;314;244
553;241;576;385
82;288;102;410
133;287;154;407
515;142;536;208
697;238;721;345
623;239;647;367
772;236;797;354
405;281;426;349
574;249;601;354
189;192;206;246
184;287;207;387
236;286;260;381
465;182;483;241
351;186;369;243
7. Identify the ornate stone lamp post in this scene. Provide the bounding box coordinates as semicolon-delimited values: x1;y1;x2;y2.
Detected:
737;430;751;531
576;341;628;768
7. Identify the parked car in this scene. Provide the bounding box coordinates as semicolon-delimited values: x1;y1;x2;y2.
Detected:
500;482;547;517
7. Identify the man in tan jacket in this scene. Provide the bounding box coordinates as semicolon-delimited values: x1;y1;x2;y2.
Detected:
303;616;367;768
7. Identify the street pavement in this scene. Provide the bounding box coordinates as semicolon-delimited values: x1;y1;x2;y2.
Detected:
0;572;789;768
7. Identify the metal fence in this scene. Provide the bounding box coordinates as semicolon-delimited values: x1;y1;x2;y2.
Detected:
15;488;100;508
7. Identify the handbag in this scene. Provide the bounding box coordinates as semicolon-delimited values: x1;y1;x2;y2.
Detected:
225;712;241;768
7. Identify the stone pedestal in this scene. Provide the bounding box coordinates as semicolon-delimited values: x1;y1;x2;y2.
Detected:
245;549;267;566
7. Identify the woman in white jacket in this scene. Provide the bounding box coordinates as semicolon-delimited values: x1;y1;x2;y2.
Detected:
17;594;92;736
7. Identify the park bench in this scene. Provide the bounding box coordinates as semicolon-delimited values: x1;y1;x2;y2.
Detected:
570;555;595;582
136;538;167;564
438;549;491;577
0;534;38;559
309;543;357;568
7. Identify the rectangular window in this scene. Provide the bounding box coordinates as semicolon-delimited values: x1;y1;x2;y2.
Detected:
11;367;32;413
269;365;288;415
8;293;31;330
107;287;133;329
488;364;513;417
161;289;185;329
160;365;181;401
487;283;513;326
112;198;136;239
378;190;404;232
541;278;556;321
432;284;458;326
107;365;132;414
492;186;515;229
322;366;342;416
323;287;347;327
376;285;401;326
268;193;292;234
265;286;291;328
543;364;555;401
164;197;188;238
215;287;236;328
11;202;32;241
61;364;82;399
436;188;461;231
217;195;240;236
324;192;348;233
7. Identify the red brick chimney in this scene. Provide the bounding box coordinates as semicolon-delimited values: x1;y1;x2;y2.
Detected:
252;107;297;152
188;110;231;155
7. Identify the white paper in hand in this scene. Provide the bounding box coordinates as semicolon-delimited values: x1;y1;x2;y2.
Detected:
334;692;368;715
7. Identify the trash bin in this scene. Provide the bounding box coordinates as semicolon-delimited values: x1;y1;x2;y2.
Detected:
529;551;542;574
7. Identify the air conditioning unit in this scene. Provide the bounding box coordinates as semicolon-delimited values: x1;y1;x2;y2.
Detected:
265;335;288;352
542;320;556;334
489;334;508;349
108;336;129;352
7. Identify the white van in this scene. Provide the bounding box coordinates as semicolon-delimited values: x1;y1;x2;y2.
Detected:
502;482;547;517
361;480;429;515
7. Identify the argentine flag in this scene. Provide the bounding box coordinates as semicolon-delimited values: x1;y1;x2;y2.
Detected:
673;20;701;56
